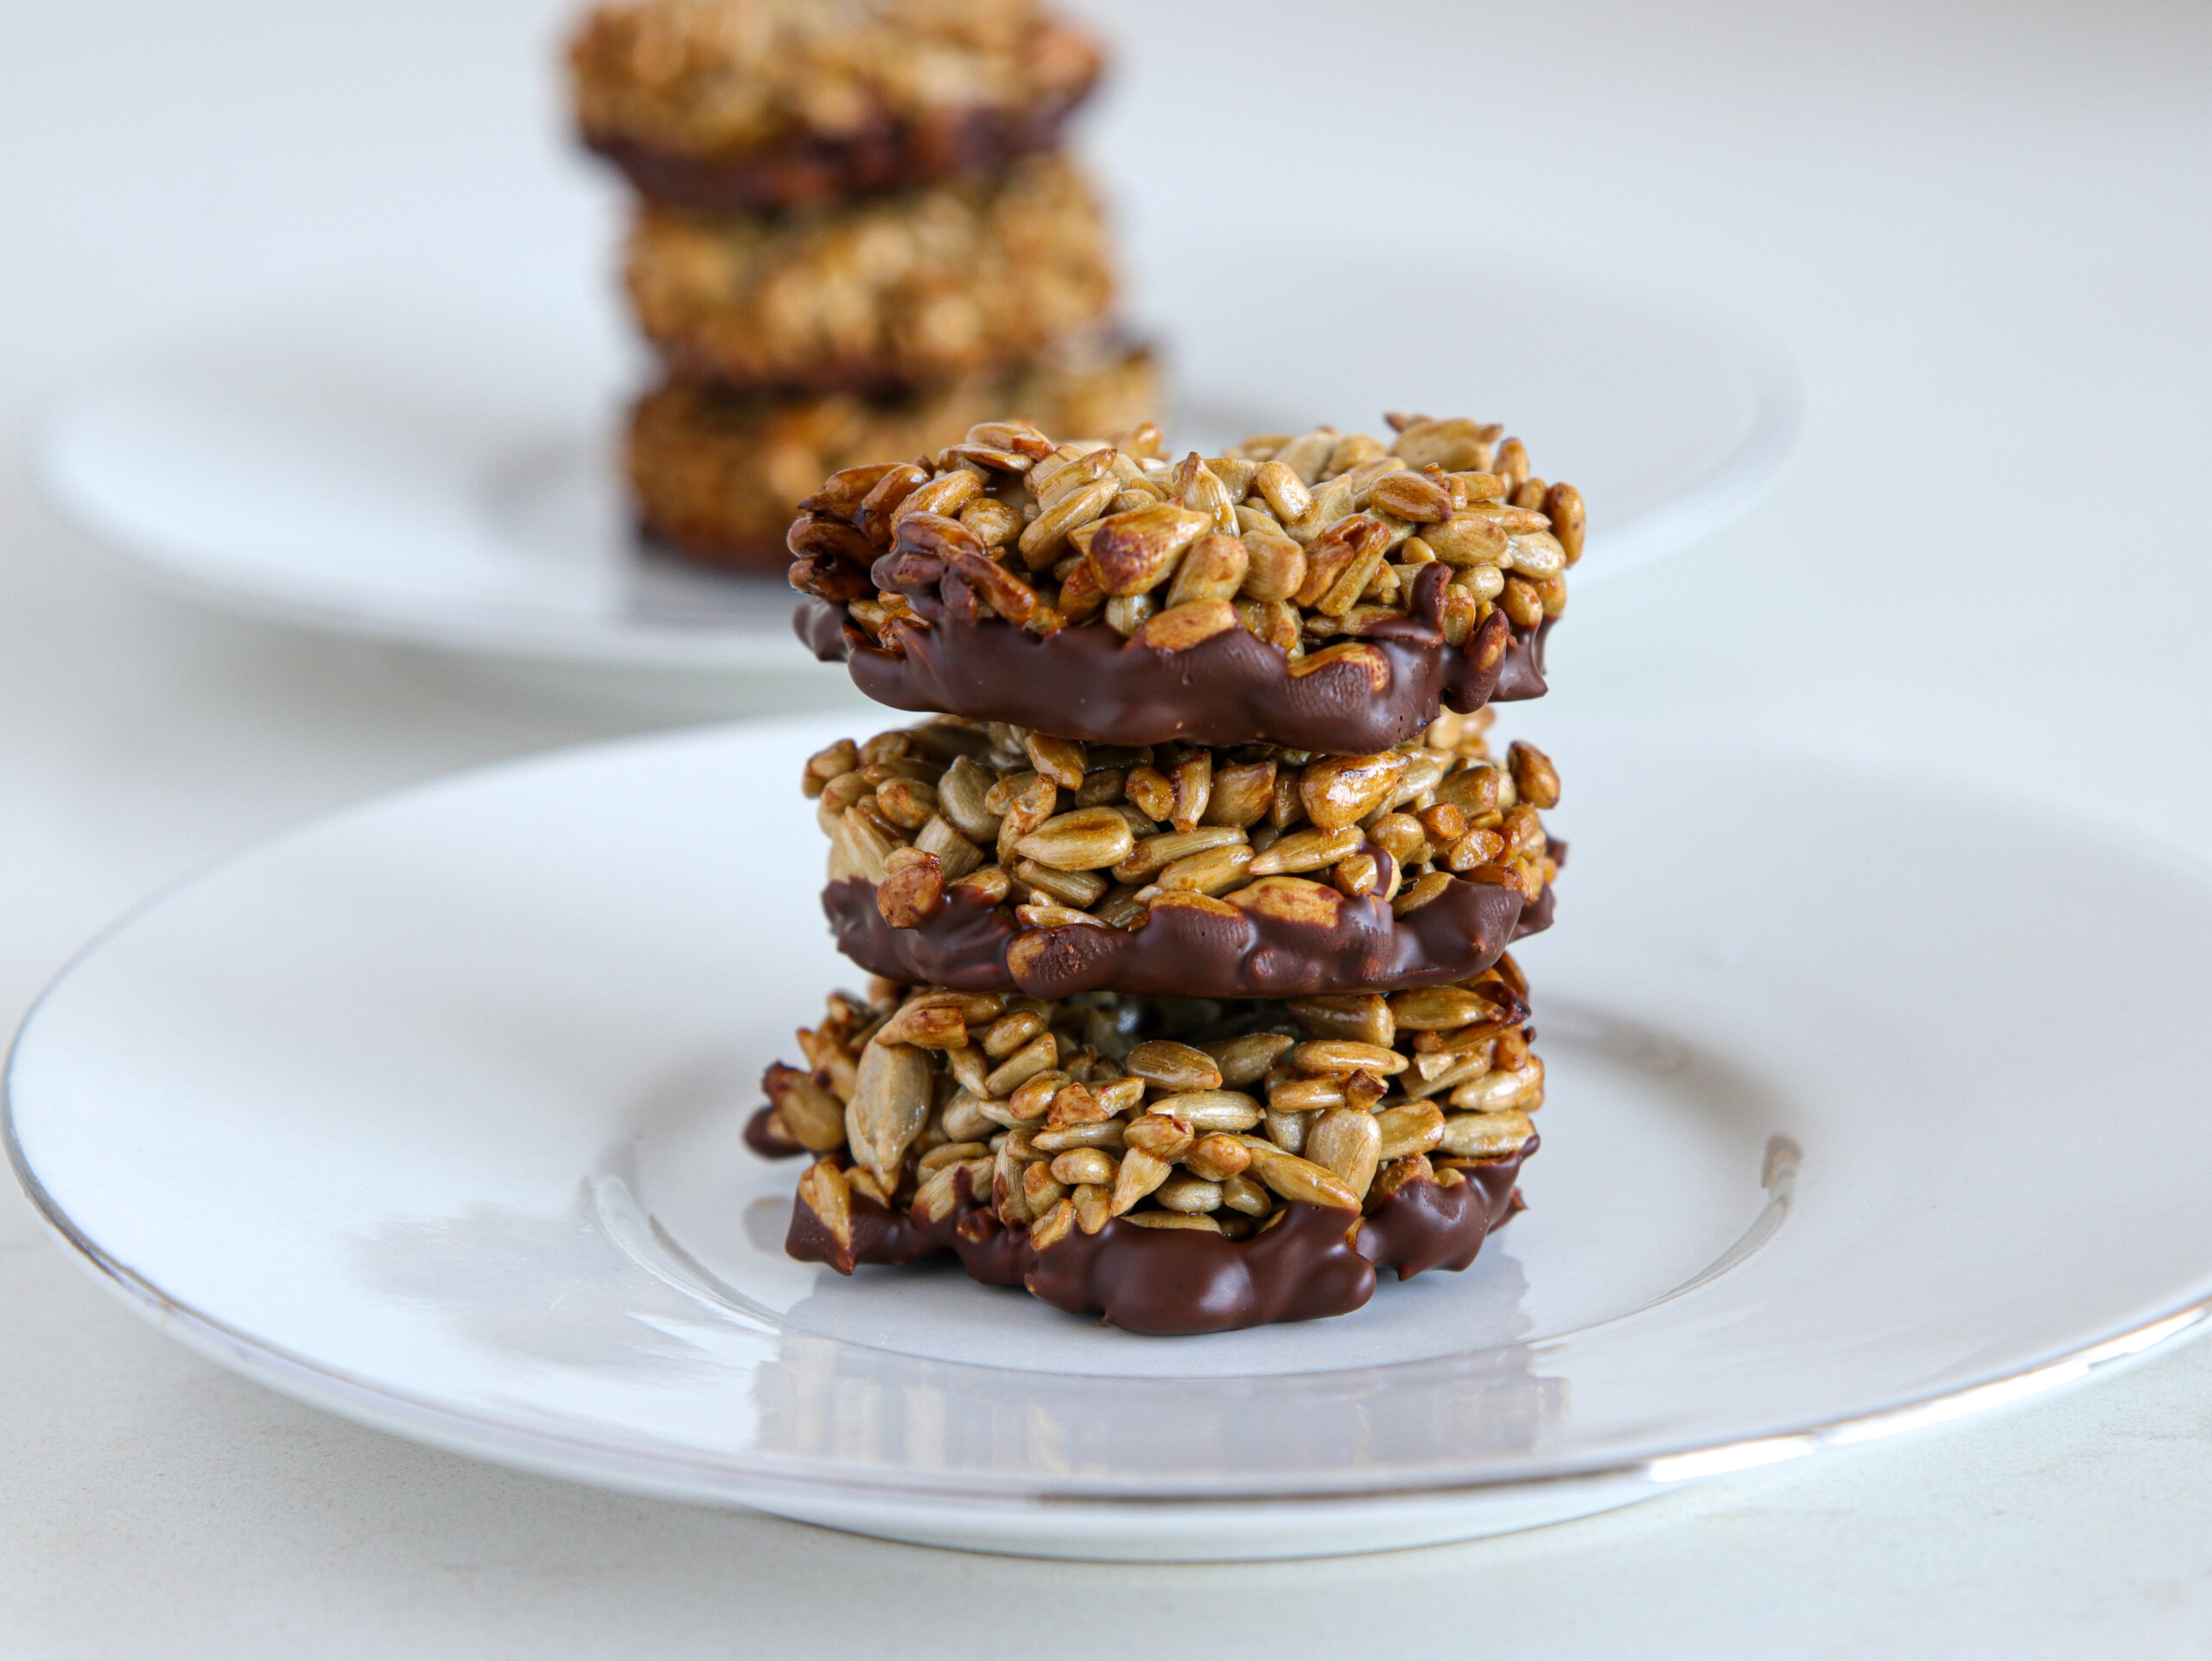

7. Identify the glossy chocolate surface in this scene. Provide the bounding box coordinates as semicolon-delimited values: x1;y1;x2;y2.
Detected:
784;1144;1532;1335
794;566;1550;752
823;874;1552;997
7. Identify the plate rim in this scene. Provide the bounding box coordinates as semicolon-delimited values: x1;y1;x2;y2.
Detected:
9;717;2212;1517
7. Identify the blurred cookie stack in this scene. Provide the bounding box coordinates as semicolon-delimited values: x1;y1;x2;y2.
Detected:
569;0;1157;570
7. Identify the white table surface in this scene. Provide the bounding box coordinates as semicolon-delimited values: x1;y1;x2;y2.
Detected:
5;0;2212;1652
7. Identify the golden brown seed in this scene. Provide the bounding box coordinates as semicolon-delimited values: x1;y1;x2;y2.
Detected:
1292;1039;1408;1077
795;1158;855;1269
1029;1195;1077;1250
1112;826;1248;881
1009;1068;1070;1123
985;1031;1059;1096
855;463;931;542
1018;477;1118;570
1199;1033;1296;1087
1306;1106;1383;1200
950;551;1042;626
1021;1157;1068;1215
1237;1137;1361;1211
1014;807;1137;871
1122;1212;1224;1233
1238;537;1306;602
1331;853;1382;899
1368;811;1427;862
958;496;1024;548
1071;1181;1111;1235
1025;733;1087;790
1029;1119;1125;1154
1046;1080;1110;1127
1251;459;1314;522
1393;872;1454;915
1267;1074;1344;1113
1501;575;1545;628
1154;1174;1224;1213
1452;1059;1545;1113
847;1040;933;1191
1183;1133;1252;1181
1299;752;1409;830
799;462;908;518
1110;1146;1173;1213
1392;417;1499;472
1369;470;1455;523
1137;599;1239;653
1156;843;1256;894
894;469;983;525
1146;1089;1263;1131
1123;1113;1196;1161
1165;534;1250;607
1375;1102;1447;1161
1086;503;1213;595
762;1064;847;1154
803;739;860;799
1224;875;1344;927
1444;827;1508;873
1124;764;1173;824
1127;1041;1224;1093
1294;515;1392;615
982;1009;1045;1059
874;996;969;1049
1287;993;1395;1047
1439;1110;1535;1158
913;816;983;881
1508;741;1561;809
1014;859;1108;907
1246;824;1363;875
1424;513;1510;568
1220;1173;1274;1217
1388;987;1498;1030
1167;751;1212;833
1415;802;1468;843
1544;482;1586;566
874;851;945;927
1202;760;1277;828
1050;1148;1117;1187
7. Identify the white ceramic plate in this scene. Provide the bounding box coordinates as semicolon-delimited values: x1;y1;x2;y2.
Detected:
31;267;1796;672
16;715;2203;1562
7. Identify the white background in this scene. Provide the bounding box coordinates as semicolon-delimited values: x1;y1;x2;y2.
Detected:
3;0;2211;1652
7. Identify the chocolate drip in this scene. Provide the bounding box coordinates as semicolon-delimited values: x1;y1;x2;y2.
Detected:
782;1144;1533;1335
583;82;1097;216
792;593;1549;753
823;875;1553;997
744;1107;804;1158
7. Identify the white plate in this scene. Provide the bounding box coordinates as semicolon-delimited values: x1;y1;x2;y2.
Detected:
32;268;1796;672
17;715;2201;1562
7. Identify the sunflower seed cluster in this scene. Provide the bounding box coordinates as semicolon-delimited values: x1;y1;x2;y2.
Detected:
786;414;1583;656
802;712;1560;934
766;971;1545;1254
575;1;1148;575
769;403;1575;1321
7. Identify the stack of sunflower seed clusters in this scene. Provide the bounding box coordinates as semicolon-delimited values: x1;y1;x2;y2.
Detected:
752;412;1578;1333
568;0;1156;570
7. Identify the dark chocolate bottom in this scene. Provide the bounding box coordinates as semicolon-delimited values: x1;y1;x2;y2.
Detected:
583;81;1096;215
823;875;1552;997
796;570;1551;754
779;1148;1531;1336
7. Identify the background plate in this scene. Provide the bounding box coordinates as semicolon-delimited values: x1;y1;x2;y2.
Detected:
32;267;1796;672
16;713;2199;1562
